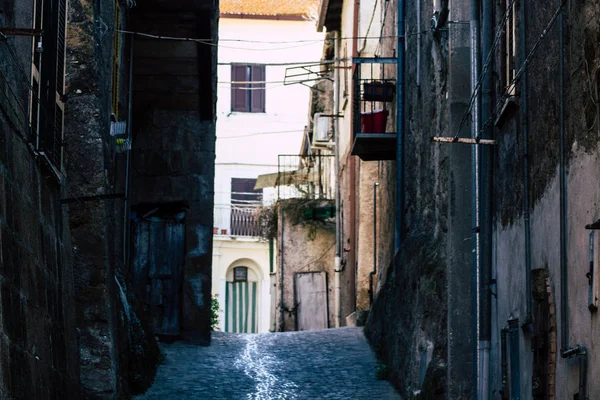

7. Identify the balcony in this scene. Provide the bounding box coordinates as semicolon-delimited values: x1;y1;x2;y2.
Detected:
276;154;335;201
351;57;397;161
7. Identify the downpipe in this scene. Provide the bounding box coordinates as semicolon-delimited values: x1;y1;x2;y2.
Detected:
279;208;285;332
500;326;508;400
369;182;379;306
522;0;533;329
333;30;342;328
469;0;481;396
557;4;588;399
479;0;493;398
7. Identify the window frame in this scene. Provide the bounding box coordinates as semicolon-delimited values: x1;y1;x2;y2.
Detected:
230;63;266;113
233;266;248;282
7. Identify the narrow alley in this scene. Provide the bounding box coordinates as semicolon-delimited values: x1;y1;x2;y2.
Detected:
135;328;400;400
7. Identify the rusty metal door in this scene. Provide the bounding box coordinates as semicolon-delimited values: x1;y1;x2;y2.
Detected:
294;271;328;331
131;213;185;336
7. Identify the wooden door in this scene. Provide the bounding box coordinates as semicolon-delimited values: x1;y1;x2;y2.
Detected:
294;272;328;331
131;214;185;336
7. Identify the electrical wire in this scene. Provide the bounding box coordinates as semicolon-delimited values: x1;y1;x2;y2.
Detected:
218;129;304;139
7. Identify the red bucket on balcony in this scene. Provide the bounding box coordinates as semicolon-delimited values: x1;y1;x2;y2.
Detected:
361;109;389;133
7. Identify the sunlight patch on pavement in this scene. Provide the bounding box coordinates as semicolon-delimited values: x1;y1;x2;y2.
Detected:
235;335;299;400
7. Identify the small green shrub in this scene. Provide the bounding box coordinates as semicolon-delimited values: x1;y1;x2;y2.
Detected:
211;295;220;331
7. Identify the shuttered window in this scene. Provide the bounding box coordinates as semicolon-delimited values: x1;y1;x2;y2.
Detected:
231;64;265;113
31;0;67;176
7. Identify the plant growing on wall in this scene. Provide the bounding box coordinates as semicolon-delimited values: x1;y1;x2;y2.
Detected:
211;295;220;331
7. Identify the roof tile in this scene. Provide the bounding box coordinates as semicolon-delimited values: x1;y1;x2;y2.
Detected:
220;0;319;17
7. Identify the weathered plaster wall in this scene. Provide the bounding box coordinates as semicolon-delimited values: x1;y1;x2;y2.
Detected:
0;1;80;397
275;203;336;331
490;1;600;398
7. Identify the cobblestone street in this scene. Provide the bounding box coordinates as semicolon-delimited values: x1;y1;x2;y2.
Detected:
134;327;401;399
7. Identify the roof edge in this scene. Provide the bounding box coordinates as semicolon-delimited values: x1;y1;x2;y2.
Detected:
220;13;307;21
316;0;329;32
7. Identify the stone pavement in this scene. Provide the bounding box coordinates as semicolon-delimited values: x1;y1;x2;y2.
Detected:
134;327;401;400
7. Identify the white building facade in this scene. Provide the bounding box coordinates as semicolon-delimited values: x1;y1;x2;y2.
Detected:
212;1;324;333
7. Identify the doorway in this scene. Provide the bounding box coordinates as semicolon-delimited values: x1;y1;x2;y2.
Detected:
294;271;328;331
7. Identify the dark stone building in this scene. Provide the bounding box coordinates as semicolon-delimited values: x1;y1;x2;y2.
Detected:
0;0;217;397
0;0;80;398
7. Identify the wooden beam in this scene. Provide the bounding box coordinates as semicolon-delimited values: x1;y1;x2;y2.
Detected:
431;136;496;145
0;28;43;36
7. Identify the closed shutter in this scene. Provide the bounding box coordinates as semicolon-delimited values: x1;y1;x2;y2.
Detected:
38;0;67;171
231;64;248;112
30;0;43;145
250;65;265;113
53;0;67;168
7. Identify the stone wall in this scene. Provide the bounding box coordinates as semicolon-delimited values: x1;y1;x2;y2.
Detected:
0;1;81;397
363;0;474;398
65;0;161;397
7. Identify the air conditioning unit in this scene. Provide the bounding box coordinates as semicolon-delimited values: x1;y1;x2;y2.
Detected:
313;113;329;142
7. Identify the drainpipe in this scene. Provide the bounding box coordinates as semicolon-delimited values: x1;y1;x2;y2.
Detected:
395;0;405;253
369;182;379;306
558;0;568;357
521;0;533;330
334;31;342;328
123;38;134;268
469;0;481;396
557;4;588;398
279;208;285;332
479;0;493;398
500;326;508;400
507;317;520;400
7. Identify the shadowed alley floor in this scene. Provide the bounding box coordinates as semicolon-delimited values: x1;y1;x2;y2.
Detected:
134;327;401;399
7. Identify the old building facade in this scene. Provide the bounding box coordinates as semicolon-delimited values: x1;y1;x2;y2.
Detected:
0;0;218;398
317;0;600;398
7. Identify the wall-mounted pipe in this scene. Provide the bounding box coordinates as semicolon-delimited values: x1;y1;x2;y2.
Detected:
123;37;134;269
558;0;568;356
521;0;533;329
279;208;285;331
480;0;493;398
469;0;481;396
500;326;508;400
333;30;342;328
394;0;405;253
556;4;588;398
507;317;520;400
369;182;379;306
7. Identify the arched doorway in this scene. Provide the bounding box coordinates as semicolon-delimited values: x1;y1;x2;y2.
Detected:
224;261;262;333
